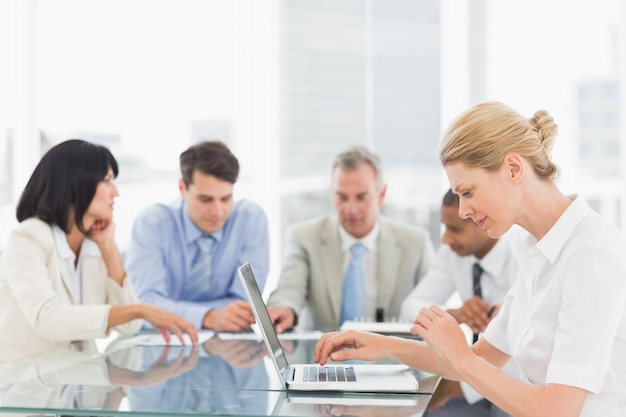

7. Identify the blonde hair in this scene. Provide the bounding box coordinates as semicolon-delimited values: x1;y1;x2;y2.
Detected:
439;101;560;181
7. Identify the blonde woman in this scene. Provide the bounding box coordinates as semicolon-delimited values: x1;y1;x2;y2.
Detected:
0;139;197;362
315;102;626;416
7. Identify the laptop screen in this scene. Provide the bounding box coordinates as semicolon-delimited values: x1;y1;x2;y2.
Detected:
238;263;290;373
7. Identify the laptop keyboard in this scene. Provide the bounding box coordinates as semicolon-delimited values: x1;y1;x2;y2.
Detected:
303;366;357;382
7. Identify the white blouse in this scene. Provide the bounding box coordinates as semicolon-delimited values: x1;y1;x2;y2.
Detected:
484;196;626;416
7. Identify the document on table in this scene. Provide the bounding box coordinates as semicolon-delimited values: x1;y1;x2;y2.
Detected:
339;320;414;335
217;330;323;341
117;330;215;346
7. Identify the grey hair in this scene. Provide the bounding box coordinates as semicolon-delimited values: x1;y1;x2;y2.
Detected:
332;145;384;189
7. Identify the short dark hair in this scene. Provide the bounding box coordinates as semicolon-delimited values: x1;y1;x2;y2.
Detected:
442;188;459;207
179;141;239;187
16;139;118;234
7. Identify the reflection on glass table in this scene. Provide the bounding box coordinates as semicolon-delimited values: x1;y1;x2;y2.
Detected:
0;341;128;412
125;338;269;414
423;379;511;417
271;391;429;417
0;333;437;416
0;338;270;415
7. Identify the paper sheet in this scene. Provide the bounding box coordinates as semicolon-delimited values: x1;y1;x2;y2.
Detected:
217;330;323;341
118;330;215;346
339;321;413;334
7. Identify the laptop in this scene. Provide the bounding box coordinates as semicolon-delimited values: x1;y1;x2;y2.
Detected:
237;262;420;393
270;391;425;416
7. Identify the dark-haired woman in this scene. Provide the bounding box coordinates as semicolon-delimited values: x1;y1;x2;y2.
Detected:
0;139;197;361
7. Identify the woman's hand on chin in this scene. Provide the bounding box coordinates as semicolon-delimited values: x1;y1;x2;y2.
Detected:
90;219;110;231
88;219;116;246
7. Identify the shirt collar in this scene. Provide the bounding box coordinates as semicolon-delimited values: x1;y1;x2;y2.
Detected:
478;225;525;276
53;225;74;260
180;198;223;245
52;225;101;260
535;195;589;264
338;221;380;253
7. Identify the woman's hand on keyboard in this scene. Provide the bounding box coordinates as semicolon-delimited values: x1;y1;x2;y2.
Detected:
314;330;390;365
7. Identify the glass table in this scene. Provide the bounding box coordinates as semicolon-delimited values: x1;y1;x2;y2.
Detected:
0;332;439;416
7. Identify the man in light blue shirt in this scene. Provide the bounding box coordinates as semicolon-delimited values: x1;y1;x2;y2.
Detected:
126;141;269;331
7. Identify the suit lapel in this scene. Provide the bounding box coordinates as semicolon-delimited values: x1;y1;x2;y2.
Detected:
320;217;344;323
43;223;78;305
376;219;401;311
57;257;77;305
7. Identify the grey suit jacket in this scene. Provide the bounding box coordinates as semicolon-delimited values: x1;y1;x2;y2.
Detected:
267;215;434;330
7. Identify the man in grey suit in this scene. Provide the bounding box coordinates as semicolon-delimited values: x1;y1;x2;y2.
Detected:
267;145;434;332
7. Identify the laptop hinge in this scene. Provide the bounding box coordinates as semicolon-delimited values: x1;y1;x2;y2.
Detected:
283;367;295;382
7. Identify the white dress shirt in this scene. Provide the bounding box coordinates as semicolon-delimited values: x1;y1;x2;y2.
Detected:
399;226;525;322
52;226;101;305
484;196;626;416
400;225;525;405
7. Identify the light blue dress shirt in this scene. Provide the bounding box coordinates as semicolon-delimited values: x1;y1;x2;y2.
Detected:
125;197;270;328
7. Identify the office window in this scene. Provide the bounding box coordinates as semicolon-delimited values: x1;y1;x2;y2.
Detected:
0;0;624;262
279;0;441;236
579;82;620;103
580;112;620;130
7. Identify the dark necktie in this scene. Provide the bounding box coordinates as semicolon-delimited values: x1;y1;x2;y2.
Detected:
472;262;484;343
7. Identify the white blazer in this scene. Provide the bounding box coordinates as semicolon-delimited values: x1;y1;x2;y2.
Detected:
0;218;142;362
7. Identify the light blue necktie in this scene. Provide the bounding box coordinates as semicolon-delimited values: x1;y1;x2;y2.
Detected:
181;234;215;302
339;243;366;326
